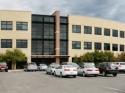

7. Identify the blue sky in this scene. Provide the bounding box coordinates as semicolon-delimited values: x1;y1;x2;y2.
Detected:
1;0;125;23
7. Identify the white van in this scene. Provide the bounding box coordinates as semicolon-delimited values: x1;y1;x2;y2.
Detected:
114;62;125;72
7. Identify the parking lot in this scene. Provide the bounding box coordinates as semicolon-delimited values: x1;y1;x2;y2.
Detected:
0;72;125;93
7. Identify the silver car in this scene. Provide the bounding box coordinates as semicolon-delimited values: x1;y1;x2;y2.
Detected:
46;63;60;75
24;62;38;72
38;64;48;71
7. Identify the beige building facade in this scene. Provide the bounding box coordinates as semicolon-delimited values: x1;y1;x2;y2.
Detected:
1;10;125;65
0;10;31;62
68;16;125;61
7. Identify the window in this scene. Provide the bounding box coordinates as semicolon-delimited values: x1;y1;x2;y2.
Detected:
94;42;101;50
112;29;118;37
104;43;110;50
32;23;43;39
60;17;68;23
120;45;124;51
1;21;12;30
32;15;43;22
1;39;12;48
43;40;54;55
84;42;92;50
104;28;110;36
32;40;43;55
95;27;102;35
16;40;28;48
120;31;124;38
72;25;81;33
84;26;92;34
44;16;54;22
112;44;118;51
16;22;28;30
72;41;81;49
43;24;54;39
60;25;68;40
60;41;68;55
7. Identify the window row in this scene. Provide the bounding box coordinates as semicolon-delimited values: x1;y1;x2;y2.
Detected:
32;40;54;55
32;40;68;55
1;21;28;30
32;15;68;23
0;39;27;48
32;23;68;40
72;41;125;51
72;25;125;38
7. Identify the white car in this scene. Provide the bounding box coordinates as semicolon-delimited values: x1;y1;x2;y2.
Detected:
46;63;60;75
24;62;38;72
38;64;47;71
54;65;77;77
114;62;125;72
78;63;99;77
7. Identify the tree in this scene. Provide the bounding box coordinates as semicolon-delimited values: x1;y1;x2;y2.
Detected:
117;52;125;61
72;55;79;63
4;49;27;70
0;53;5;62
103;51;114;62
81;52;94;62
74;51;115;65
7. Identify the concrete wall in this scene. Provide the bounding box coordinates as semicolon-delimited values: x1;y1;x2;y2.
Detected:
0;10;31;62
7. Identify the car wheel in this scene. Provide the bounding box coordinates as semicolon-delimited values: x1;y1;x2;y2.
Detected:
102;71;107;77
54;72;56;76
82;72;86;77
73;75;76;78
46;71;48;74
60;72;63;78
5;69;8;72
50;71;53;75
113;73;117;77
94;74;98;77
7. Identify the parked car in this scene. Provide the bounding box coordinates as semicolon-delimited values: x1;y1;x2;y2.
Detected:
38;64;47;71
114;62;125;72
46;63;60;75
0;62;8;72
98;62;118;77
24;62;38;72
54;65;77;77
77;62;99;77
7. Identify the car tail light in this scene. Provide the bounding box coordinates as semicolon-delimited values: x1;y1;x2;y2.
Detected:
64;69;70;71
87;69;92;71
95;69;99;71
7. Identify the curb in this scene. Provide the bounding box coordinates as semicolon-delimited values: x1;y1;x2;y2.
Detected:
8;69;24;72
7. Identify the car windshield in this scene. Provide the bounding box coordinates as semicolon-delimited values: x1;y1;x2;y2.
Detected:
51;64;60;68
40;64;46;66
63;65;74;68
84;63;95;68
67;63;79;68
108;63;117;69
29;63;36;65
0;62;6;65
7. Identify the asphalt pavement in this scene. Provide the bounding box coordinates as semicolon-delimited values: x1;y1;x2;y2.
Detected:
0;72;125;93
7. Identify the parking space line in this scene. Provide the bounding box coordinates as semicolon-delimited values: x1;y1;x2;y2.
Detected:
104;87;125;93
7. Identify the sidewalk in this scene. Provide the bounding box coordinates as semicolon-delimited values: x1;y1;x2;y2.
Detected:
8;69;24;72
